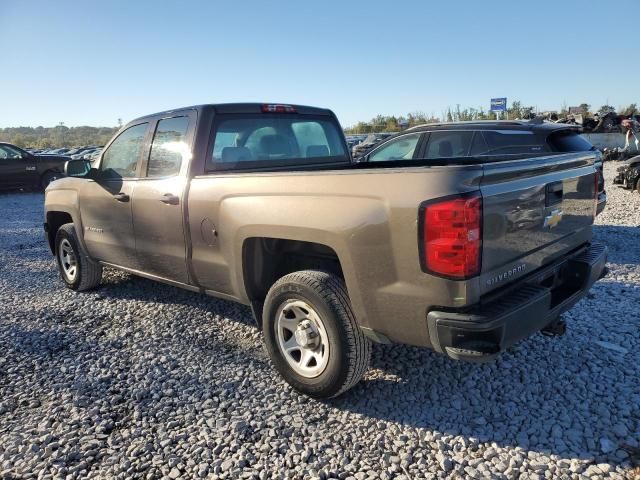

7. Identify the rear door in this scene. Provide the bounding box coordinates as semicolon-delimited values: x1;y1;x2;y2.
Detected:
131;113;195;284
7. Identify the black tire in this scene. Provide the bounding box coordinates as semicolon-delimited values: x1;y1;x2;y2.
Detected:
262;270;371;398
54;223;102;291
40;171;62;190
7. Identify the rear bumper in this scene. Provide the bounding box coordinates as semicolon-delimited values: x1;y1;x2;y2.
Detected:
426;242;608;362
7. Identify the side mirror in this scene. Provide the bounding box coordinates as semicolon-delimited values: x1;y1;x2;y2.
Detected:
64;159;91;177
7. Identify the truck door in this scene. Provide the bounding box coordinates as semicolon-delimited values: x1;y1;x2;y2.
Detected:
0;144;38;189
130;114;195;284
79;122;149;268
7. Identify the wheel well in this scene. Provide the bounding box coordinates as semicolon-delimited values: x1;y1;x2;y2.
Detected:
242;238;343;324
46;211;72;253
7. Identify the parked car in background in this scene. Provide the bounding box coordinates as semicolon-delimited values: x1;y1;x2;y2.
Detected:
359;120;607;215
45;104;607;398
41;148;70;155
70;148;97;160
0;142;69;190
613;155;640;193
84;149;102;163
351;132;394;158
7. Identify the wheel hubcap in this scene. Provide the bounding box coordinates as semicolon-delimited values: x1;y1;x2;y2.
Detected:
276;300;329;378
58;239;77;282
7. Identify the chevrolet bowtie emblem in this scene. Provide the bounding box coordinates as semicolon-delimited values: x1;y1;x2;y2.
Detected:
544;209;563;228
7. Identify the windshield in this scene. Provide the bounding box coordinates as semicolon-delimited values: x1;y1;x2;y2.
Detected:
209;114;348;171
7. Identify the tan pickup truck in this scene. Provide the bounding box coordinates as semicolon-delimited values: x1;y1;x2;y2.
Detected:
44;104;607;398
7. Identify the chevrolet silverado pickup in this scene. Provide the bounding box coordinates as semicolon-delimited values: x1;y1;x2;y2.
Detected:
44;104;608;398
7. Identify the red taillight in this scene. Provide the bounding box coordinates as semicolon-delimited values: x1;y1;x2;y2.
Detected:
262;104;296;113
420;193;482;279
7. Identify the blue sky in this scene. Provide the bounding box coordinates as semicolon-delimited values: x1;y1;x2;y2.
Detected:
1;0;638;128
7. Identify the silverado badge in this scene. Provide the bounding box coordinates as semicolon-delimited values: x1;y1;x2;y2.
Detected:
543;209;563;229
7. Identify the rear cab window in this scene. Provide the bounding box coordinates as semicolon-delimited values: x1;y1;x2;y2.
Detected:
208;114;348;171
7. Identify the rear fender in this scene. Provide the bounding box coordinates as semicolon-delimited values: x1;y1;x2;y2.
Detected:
222;195;393;329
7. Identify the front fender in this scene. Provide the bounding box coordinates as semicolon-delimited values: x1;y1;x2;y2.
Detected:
44;185;89;255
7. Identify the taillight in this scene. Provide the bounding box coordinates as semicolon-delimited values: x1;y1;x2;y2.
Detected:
419;192;482;279
262;104;296;113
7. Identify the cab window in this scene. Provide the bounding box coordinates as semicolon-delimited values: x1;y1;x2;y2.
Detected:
147;117;190;177
101;123;148;179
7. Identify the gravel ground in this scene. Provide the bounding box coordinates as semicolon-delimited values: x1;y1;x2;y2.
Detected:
0;162;638;480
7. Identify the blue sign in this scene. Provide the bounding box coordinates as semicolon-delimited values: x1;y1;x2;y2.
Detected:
490;97;507;112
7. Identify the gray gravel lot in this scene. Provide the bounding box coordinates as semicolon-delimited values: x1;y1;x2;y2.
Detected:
1;162;638;479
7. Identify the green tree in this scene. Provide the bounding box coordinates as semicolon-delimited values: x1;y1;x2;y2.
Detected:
598;105;615;114
579;103;591;116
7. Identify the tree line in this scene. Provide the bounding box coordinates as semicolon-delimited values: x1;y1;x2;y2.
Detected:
1;100;638;145
344;101;639;134
0;125;119;148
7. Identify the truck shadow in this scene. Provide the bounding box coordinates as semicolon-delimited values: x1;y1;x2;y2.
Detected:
592;224;640;266
334;336;637;468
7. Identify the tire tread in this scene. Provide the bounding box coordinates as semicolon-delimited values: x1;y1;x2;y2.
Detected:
267;270;371;398
57;224;102;291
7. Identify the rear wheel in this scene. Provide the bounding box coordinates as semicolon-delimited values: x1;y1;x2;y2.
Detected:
262;270;371;398
55;223;102;291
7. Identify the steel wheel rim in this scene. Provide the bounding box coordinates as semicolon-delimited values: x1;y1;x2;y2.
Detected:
58;238;77;282
276;300;330;378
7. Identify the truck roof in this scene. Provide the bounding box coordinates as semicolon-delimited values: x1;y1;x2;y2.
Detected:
131;103;335;123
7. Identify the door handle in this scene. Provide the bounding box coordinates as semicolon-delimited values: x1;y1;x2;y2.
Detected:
113;192;130;202
160;193;179;205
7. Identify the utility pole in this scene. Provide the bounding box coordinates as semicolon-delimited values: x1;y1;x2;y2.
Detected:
58;122;65;146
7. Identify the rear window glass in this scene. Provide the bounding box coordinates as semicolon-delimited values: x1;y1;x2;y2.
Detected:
208;115;348;171
481;131;548;155
547;131;595;152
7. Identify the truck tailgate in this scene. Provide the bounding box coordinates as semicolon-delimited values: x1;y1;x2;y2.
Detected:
479;152;597;296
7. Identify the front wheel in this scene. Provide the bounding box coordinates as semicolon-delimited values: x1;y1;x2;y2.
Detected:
55;223;102;291
262;270;371;398
41;171;62;190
